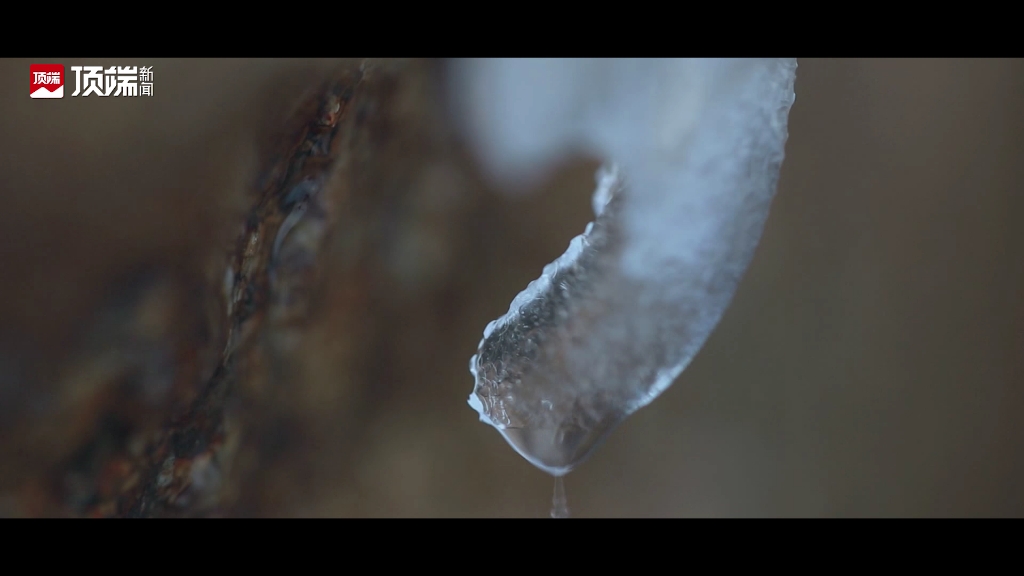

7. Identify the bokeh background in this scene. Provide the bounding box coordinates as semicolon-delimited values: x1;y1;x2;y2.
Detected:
1;58;1022;517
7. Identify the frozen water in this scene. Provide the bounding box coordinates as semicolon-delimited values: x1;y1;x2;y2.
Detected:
458;59;798;476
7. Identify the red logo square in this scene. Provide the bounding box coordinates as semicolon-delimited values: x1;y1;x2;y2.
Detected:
30;64;65;98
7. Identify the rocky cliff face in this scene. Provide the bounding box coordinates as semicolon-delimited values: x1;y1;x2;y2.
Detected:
0;59;545;517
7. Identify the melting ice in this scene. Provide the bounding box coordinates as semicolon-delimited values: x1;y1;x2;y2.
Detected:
456;59;798;477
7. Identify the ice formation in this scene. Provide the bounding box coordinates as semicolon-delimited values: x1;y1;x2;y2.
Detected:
455;59;798;476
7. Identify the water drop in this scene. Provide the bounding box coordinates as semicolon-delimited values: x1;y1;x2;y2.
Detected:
550;476;569;519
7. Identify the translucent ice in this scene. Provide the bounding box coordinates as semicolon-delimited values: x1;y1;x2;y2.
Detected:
460;59;798;476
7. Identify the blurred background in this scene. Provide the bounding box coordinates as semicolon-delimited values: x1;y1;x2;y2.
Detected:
0;58;1022;517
